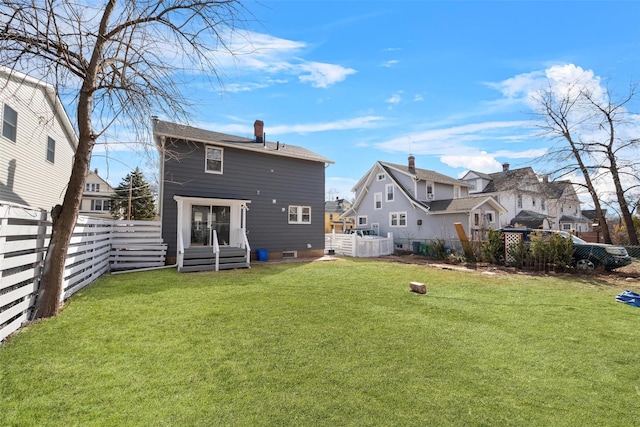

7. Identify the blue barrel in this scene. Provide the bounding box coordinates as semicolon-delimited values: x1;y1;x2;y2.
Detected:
256;248;268;261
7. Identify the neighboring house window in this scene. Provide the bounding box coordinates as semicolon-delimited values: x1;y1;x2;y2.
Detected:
386;184;394;201
560;206;564;213
517;195;523;208
205;146;223;174
91;199;110;211
562;223;571;230
358;216;368;226
474;213;480;226
532;198;536;208
541;199;546;211
390;212;407;227
85;183;100;192
426;183;434;200
46;137;55;163
2;104;17;142
485;211;495;224
329;214;334;220
377;173;385;181
453;186;460;199
289;205;311;224
374;192;382;210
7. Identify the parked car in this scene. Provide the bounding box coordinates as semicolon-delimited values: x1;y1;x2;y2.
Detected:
500;228;632;271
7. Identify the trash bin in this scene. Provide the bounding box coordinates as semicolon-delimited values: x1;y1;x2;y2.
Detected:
412;241;421;255
256;248;268;261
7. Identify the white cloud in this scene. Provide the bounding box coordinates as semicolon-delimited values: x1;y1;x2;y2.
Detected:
386;91;403;105
298;61;357;88
413;94;424;102
380;59;399;68
211;31;357;89
199;115;384;136
444;153;503;173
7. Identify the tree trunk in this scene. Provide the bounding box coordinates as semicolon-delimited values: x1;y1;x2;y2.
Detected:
566;140;612;244
35;139;92;318
34;0;116;319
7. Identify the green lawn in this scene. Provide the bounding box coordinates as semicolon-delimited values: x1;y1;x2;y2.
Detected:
1;258;639;426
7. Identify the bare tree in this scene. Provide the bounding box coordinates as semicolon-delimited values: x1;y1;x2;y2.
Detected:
0;0;252;318
531;80;640;245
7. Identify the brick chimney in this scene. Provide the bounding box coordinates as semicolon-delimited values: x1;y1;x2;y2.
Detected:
542;174;549;183
408;155;416;174
502;162;510;172
254;120;264;143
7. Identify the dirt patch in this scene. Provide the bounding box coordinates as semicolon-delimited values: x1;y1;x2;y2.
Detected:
375;254;640;287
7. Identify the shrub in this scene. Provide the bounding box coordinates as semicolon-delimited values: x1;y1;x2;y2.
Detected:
481;229;504;264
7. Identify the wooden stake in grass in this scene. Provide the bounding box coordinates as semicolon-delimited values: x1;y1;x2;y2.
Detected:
409;281;427;294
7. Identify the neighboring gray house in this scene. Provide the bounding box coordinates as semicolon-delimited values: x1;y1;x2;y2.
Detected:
154;119;333;271
341;156;506;247
461;163;588;232
0;67;77;209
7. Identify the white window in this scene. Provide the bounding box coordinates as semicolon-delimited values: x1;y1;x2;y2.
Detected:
85;183;101;192
485;211;495;224
288;205;311;224
541;199;546;211
2;104;17;142
91;199;110;211
390;212;407;227
386;184;394;202
377;173;385;181
374;192;382;209
453;186;460;199
517;195;523;209
562;223;571;230
426;183;434;199
357;216;368;226
46;137;55;163
205;146;223;174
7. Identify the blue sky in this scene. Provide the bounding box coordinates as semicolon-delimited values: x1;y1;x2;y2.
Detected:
90;1;640;202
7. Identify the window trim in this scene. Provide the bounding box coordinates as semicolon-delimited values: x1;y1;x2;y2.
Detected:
46;136;55;163
385;184;394;202
374;192;382;210
357;215;368;227
2;104;17;142
389;211;407;227
205;145;224;174
426;182;434;199
288;205;311;224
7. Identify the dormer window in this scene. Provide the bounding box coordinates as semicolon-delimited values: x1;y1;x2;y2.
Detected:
426;183;434;200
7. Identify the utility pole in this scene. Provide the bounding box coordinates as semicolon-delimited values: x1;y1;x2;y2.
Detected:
127;178;132;220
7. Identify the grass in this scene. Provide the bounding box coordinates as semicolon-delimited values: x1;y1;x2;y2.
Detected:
1;257;639;426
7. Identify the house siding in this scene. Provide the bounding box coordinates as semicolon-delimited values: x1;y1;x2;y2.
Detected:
0;73;75;209
161;138;325;259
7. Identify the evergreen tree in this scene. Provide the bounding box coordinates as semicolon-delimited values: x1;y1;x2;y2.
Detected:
110;168;157;220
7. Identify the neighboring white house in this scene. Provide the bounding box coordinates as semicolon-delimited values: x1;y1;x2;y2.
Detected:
79;169;116;219
0;67;77;209
461;163;588;232
341;156;507;247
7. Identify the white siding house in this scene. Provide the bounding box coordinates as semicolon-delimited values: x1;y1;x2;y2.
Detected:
0;67;77;209
80;169;117;219
461;164;588;231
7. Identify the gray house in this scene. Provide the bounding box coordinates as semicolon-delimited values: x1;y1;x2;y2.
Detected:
341;156;506;248
154;119;333;271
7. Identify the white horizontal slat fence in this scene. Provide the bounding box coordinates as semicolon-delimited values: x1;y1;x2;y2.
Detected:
325;232;394;258
0;201;166;342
